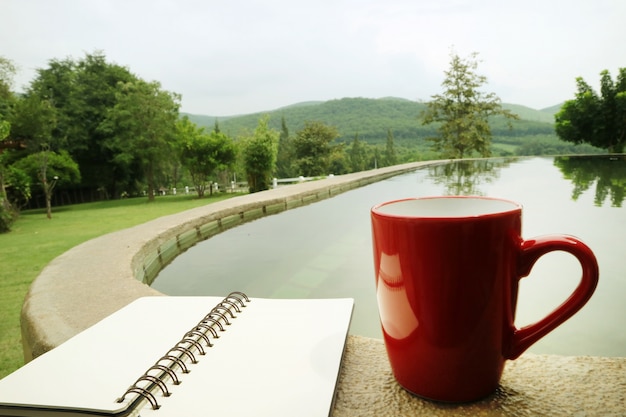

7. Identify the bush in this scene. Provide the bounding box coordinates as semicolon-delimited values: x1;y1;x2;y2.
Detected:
0;197;16;233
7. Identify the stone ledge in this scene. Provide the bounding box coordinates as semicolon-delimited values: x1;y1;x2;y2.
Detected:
337;335;625;417
20;159;625;416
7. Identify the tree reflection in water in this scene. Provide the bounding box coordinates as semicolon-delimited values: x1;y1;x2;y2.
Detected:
554;155;626;207
426;158;515;196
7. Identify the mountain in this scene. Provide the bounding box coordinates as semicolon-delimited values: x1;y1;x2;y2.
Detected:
501;103;557;123
181;97;559;146
539;103;564;116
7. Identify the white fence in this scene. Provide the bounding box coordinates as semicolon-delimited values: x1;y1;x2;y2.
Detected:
272;175;334;189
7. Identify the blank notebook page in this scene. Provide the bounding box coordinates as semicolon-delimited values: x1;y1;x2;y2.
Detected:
0;296;354;417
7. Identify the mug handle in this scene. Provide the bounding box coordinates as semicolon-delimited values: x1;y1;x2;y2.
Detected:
506;235;599;359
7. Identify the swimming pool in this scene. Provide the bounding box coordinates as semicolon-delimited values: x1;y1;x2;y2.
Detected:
152;156;626;357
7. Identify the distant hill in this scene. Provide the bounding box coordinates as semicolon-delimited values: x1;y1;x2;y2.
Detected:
539;103;563;116
182;97;559;146
501;103;557;123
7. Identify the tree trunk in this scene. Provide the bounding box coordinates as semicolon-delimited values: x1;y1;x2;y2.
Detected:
147;164;155;202
45;192;52;219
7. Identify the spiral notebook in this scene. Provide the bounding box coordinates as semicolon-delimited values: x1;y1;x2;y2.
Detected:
0;293;354;417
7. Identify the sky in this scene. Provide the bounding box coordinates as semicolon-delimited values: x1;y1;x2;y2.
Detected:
1;0;625;116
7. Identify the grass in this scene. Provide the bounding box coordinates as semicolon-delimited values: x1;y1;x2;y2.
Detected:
0;192;239;379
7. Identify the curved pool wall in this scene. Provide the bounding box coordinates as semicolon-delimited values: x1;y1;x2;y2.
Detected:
20;160;441;361
19;158;625;416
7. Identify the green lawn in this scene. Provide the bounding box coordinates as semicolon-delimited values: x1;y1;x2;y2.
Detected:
0;192;239;379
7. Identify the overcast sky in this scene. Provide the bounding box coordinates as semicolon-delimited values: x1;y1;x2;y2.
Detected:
2;0;625;116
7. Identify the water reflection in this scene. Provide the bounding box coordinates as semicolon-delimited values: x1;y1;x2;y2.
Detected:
554;155;626;207
427;158;515;196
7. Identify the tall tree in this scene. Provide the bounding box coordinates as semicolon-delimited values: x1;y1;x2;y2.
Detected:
28;52;137;197
8;94;65;218
0;57;17;230
383;128;398;166
555;68;626;153
177;117;236;197
100;80;180;201
348;133;367;172
421;51;518;158
0;57;16;120
0;116;11;231
293;121;339;176
275;116;296;178
243;116;279;193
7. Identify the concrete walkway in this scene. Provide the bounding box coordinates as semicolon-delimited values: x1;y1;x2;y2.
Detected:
20;160;625;416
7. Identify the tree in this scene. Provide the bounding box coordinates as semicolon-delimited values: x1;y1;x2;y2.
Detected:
100;79;180;201
555;68;626;153
0;118;12;231
383;128;398;166
275;116;296;178
13;150;80;218
243;116;279;193
1;159;31;211
8;94;71;218
0;57;17;230
348;133;367;172
0;56;16;120
421;51;518;158
177;117;236;197
293;121;339;176
28;52;138;197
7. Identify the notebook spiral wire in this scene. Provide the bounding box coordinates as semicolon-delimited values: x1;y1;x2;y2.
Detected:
116;292;250;410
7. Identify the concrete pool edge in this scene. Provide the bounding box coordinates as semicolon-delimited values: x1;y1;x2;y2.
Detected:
19;158;625;416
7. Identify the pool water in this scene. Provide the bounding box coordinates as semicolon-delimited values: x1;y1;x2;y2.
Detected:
152;156;626;357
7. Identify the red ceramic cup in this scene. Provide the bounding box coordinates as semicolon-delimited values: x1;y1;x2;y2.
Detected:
371;196;599;402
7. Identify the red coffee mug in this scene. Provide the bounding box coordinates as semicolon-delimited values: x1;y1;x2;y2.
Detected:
371;196;599;402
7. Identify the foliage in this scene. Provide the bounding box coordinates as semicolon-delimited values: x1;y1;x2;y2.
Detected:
7;93;65;218
329;146;350;174
13;150;81;218
0;196;12;233
2;163;31;209
0;58;15;231
0;120;8;140
383;129;398;166
13;150;81;188
511;135;602;156
0;145;14;232
8;94;58;149
100;79;180;201
421;51;519;158
26;52;138;196
293;121;339;176
242;116;279;193
275;116;297;178
0;57;16;119
555;68;626;153
348;133;367;172
177;117;237;197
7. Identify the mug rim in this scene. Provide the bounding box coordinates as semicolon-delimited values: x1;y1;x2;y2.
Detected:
371;196;522;220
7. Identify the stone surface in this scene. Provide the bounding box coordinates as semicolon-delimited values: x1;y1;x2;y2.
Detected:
336;335;626;417
19;160;626;416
